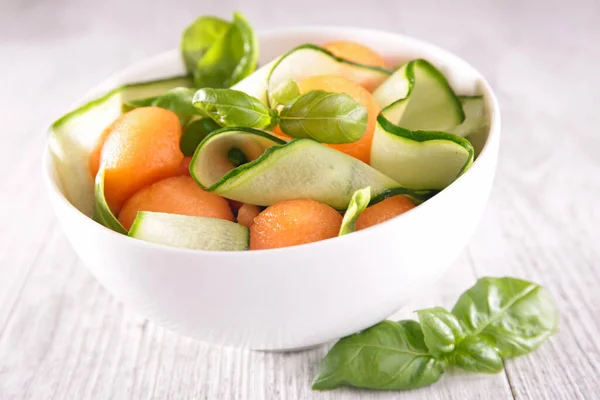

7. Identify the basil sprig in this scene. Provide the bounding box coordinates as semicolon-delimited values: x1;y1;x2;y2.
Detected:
270;78;301;107
192;87;368;144
313;277;558;391
181;12;258;88
193;88;276;129
279;90;368;144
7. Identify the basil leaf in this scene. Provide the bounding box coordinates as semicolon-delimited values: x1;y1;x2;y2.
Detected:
339;187;371;235
124;87;208;124
279;90;368;144
180;118;221;156
451;277;559;358
270;79;301;107
181;16;230;73
193;12;258;88
193;88;273;128
93;169;127;234
448;336;504;374
312;320;446;391
416;307;465;358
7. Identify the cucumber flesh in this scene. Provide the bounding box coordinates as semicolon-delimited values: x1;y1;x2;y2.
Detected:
229;59;277;105
129;212;249;251
371;115;474;190
191;128;416;210
191;128;286;188
339;187;371;236
49;76;193;216
266;44;391;104
449;96;487;138
373;60;464;131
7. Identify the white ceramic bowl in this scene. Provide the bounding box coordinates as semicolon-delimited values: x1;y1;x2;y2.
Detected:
43;27;500;350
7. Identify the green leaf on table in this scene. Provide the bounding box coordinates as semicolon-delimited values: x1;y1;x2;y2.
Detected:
338;187;371;236
123;87;208;124
312;320;446;391
416;307;465;358
188;12;259;88
451;277;559;358
448;335;504;373
270;79;301;107
193;88;273;128
181;16;230;73
92;169;127;234
180;118;222;156
279;90;368;144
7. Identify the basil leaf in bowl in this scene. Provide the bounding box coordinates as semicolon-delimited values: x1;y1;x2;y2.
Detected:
182;12;258;89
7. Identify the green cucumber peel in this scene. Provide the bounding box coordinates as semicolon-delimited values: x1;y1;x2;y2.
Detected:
279;90;368;144
129;212;249;251
370;114;474;190
313;277;558;391
373;59;464;131
266;43;391;106
92;169;127;234
450;96;487;138
190;128;417;209
49;75;192;216
338;187;371;236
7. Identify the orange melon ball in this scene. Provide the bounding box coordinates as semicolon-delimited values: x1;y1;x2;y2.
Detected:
323;40;387;68
118;175;233;231
177;156;193;176
298;75;380;164
96;107;184;213
356;195;415;230
250;199;342;250
236;203;262;228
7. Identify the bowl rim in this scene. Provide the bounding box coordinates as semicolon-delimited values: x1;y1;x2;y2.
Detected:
43;26;501;256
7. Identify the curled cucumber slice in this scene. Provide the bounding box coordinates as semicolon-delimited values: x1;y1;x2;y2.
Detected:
93;169;127;234
191;128;416;210
371;115;474;191
266;44;391;104
191;127;286;188
49;75;193;216
373;59;464;131
129;212;249;251
450;96;487;138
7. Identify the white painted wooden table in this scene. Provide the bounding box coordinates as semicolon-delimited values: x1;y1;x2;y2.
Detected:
1;0;599;398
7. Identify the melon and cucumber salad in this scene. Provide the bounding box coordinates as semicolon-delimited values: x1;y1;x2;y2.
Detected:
49;12;488;252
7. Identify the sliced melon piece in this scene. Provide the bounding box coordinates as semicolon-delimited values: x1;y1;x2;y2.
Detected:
339;187;371;236
191;128;419;210
93;168;127;234
266;44;391;103
129;212;249;251
449;96;487;138
49;75;193;216
371;114;474;190
373;59;464;131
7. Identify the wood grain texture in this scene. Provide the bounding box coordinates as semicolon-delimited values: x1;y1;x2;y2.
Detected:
0;0;598;398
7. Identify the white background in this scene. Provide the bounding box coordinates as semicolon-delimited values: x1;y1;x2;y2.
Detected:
0;0;599;398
